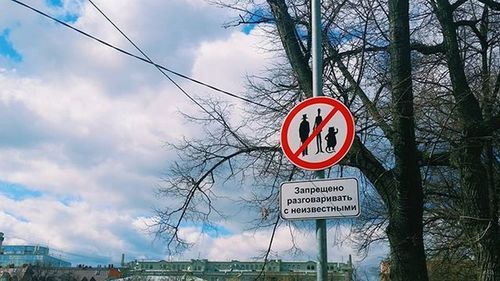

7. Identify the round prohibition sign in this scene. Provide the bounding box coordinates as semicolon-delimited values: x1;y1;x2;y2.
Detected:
280;97;355;170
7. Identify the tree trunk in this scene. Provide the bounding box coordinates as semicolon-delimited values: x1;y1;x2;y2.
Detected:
387;0;429;280
432;0;500;280
267;0;313;97
266;0;429;280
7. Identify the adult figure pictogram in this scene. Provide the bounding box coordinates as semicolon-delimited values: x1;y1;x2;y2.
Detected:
298;114;310;156
325;126;339;153
313;108;324;154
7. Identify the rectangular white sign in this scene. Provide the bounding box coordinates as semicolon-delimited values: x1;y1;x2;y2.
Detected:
280;178;360;220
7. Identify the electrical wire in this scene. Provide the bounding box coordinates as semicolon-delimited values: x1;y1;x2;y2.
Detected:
1;2;281;266
83;0;229;122
7;0;279;112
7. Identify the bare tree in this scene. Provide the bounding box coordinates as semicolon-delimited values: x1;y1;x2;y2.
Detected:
154;0;500;280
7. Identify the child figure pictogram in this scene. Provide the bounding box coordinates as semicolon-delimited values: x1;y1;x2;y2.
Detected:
325;127;339;153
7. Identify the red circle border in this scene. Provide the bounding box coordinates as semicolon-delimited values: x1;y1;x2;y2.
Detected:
280;97;355;171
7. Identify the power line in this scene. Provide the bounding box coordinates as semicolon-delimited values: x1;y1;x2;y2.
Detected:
86;0;255;150
83;0;229;123
8;0;278;112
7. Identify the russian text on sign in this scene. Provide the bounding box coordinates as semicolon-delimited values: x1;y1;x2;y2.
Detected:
280;177;360;220
286;195;353;206
294;185;344;194
286;205;358;214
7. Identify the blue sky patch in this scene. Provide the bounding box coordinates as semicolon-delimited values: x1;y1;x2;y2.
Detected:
59;195;82;206
0;180;42;201
242;24;256;35
58;13;79;23
0;29;22;62
202;223;232;237
46;0;64;8
45;0;80;23
241;8;269;35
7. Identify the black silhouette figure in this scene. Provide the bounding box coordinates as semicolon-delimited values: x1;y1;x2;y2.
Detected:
325;126;339;153
313;108;324;154
299;114;310;156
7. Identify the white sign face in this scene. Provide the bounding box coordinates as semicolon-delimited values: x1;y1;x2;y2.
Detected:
280;178;360;220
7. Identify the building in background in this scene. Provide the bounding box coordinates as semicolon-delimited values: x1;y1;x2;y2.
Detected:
0;233;71;268
125;257;353;281
0;266;123;281
0;232;352;280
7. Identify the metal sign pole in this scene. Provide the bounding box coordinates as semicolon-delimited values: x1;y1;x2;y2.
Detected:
312;0;322;99
312;0;328;281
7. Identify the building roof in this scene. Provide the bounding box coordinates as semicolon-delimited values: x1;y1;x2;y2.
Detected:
0;244;71;267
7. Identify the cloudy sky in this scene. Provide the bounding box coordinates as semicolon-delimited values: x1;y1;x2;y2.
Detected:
0;0;386;278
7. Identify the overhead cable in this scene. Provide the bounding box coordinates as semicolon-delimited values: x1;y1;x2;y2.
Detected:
8;0;278;112
84;0;270;142
85;0;226;120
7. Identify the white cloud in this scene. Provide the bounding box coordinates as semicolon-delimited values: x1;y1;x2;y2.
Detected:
0;0;270;259
0;193;166;264
192;29;273;94
0;1;386;279
173;222;385;268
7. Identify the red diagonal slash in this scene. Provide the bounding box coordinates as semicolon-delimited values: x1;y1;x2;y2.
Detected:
293;107;340;158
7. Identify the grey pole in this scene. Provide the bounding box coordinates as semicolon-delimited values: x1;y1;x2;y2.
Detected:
312;0;322;98
316;214;328;281
312;0;328;281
